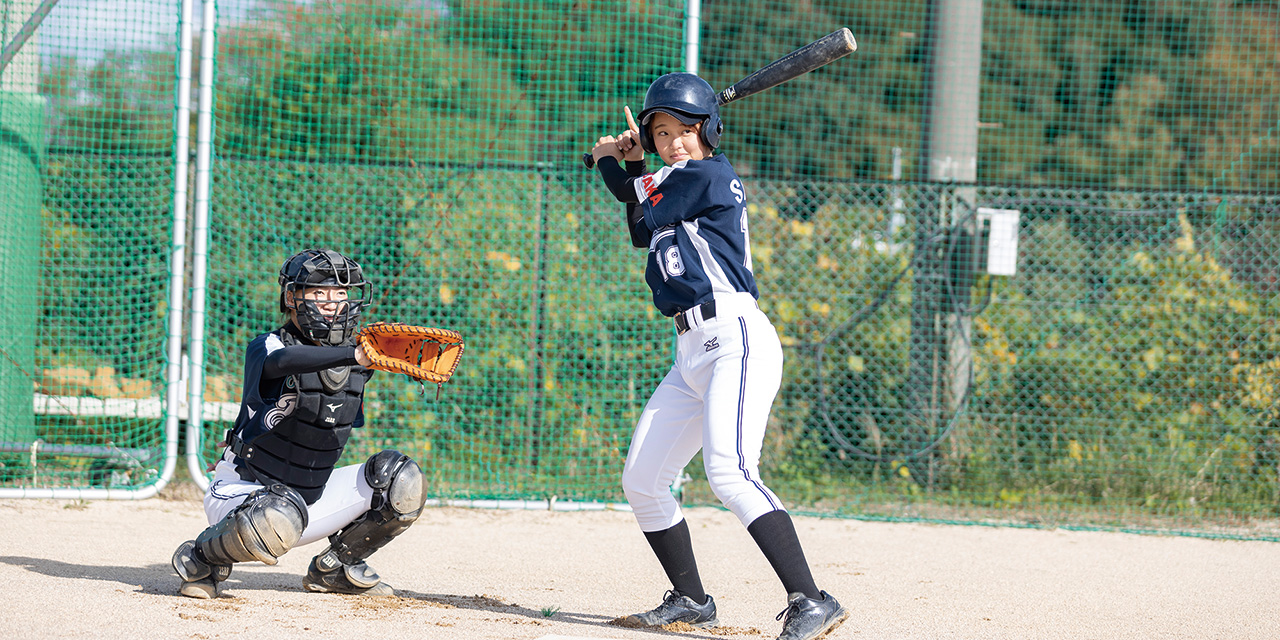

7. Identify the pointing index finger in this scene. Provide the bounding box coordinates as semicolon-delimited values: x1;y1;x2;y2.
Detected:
624;106;639;133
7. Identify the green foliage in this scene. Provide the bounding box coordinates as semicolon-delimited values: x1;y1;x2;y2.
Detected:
952;212;1280;515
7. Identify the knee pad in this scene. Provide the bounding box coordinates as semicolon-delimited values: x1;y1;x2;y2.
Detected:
329;450;427;565
197;483;309;566
366;449;428;516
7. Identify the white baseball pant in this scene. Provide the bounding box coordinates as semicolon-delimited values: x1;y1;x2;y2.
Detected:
622;292;787;531
204;459;375;547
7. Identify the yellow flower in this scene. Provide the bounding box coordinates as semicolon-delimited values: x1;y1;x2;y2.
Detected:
775;300;799;323
1174;214;1196;253
485;250;523;271
439;284;455;304
1068;439;1083;462
788;219;814;236
754;244;774;266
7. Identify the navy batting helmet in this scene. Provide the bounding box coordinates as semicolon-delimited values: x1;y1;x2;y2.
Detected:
278;248;371;346
637;73;723;154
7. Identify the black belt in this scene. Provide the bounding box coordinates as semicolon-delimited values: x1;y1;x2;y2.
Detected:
674;300;716;335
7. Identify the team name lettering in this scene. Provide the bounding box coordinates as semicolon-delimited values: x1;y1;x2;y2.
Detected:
640;174;657;198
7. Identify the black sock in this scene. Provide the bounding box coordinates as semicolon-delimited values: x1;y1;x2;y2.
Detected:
642;519;707;605
747;510;821;600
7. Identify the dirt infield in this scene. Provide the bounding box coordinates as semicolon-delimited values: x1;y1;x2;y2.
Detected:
2;480;1278;640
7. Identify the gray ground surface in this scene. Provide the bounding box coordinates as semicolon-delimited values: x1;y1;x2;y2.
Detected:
2;482;1278;639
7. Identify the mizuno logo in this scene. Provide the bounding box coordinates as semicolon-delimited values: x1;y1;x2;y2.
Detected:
326;403;343;412
704;337;720;352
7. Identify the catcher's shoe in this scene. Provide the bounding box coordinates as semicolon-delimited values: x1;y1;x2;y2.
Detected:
775;591;849;640
172;540;232;599
624;590;718;628
303;549;395;596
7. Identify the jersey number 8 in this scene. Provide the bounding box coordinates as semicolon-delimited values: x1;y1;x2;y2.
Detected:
661;246;686;280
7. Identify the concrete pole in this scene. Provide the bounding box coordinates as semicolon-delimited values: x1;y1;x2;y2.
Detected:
908;0;984;478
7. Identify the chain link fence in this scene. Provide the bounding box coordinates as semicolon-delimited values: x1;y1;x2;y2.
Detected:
3;0;1277;538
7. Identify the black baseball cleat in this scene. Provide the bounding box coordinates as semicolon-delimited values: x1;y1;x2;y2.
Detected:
624;590;719;628
303;549;395;596
775;590;849;640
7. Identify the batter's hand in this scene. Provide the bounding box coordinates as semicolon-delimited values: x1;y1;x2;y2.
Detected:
617;106;644;162
592;135;622;164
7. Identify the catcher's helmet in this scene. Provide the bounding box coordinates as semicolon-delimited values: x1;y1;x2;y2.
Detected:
637;73;723;154
278;248;371;346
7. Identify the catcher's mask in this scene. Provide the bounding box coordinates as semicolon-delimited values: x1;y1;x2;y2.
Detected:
637;72;723;154
278;249;371;346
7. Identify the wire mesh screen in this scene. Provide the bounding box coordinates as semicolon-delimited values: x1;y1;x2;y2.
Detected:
3;0;179;489
196;0;686;501
6;0;1279;537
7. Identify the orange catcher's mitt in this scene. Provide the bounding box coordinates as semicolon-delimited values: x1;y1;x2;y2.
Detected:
357;322;465;385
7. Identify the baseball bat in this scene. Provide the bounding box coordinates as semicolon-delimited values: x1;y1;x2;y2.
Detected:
583;27;857;169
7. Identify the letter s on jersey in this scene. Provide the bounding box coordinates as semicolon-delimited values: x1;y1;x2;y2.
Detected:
730;179;744;204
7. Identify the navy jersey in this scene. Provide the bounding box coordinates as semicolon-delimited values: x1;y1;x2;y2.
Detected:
633;154;758;316
228;328;368;448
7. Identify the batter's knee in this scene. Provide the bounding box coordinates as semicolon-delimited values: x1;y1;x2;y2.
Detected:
705;461;764;504
621;465;659;505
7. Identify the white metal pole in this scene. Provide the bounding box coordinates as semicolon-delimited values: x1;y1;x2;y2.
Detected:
683;0;700;75
185;0;217;490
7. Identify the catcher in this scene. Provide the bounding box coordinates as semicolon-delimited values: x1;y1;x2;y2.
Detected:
171;248;463;599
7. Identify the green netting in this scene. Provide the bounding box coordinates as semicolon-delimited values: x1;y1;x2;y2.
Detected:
6;0;1279;538
3;0;178;489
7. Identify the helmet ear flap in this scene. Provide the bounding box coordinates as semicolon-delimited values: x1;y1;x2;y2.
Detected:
639;124;656;154
701;115;723;150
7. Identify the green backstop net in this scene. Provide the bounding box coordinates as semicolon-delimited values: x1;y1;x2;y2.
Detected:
3;0;179;488
6;0;1278;538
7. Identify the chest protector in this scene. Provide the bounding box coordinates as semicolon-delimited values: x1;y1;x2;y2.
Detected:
235;330;367;504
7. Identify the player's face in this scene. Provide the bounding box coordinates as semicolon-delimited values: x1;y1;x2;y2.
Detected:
294;286;349;318
649;112;709;165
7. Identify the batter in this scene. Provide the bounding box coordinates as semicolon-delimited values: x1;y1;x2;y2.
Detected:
591;73;849;640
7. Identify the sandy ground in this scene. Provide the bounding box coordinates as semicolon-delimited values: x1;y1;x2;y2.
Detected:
1;481;1278;640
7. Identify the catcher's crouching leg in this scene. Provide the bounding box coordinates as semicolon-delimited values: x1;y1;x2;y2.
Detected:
304;450;427;596
172;483;309;598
